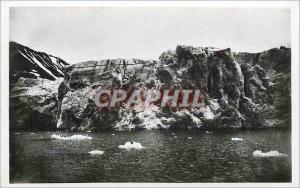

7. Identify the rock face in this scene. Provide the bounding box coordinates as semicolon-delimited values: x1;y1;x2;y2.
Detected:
56;45;291;131
234;46;291;128
8;42;290;131
9;42;68;131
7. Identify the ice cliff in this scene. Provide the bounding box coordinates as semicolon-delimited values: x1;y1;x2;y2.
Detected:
9;42;291;131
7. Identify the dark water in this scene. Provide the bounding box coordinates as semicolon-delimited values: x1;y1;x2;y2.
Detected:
10;130;291;183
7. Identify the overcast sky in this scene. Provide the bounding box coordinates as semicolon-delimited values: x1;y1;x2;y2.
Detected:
10;7;290;64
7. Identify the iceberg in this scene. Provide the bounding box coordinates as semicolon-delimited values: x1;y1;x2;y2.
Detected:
253;150;287;157
118;141;145;150
89;150;104;155
231;137;244;141
51;134;93;140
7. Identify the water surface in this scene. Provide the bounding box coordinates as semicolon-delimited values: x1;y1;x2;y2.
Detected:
10;130;291;183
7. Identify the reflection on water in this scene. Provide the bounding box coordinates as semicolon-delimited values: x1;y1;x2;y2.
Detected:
10;130;291;183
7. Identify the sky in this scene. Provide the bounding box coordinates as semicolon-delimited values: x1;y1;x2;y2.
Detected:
10;7;290;64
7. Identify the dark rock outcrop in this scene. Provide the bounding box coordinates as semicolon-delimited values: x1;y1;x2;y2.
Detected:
234;47;291;128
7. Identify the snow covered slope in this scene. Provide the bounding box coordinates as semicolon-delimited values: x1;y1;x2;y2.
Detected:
9;41;69;81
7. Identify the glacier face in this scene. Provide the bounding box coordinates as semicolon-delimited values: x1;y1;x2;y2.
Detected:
9;42;291;131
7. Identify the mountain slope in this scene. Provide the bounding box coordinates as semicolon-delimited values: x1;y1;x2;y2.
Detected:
9;41;69;82
9;42;68;131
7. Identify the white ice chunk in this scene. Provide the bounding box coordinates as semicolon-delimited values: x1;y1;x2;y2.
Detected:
51;134;93;140
253;150;287;157
118;141;145;150
88;150;104;155
231;137;244;141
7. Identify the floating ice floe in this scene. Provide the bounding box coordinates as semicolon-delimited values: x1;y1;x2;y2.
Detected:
51;134;93;140
118;141;145;150
30;133;35;135
88;150;104;155
253;150;287;157
231;137;244;141
206;131;213;134
112;134;115;136
188;137;192;140
13;132;20;135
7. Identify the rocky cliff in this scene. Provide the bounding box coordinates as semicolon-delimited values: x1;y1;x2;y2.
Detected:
9;42;291;131
56;45;291;131
9;42;68;130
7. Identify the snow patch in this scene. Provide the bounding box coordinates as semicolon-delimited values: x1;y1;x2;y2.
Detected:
200;106;215;120
253;150;287;157
175;109;202;127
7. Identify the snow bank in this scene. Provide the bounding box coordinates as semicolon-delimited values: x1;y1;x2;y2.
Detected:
118;141;145;150
175;109;202;127
51;134;93;140
135;106;165;129
253;150;287;157
231;137;244;141
199;106;215;120
88;150;104;155
23;78;64;96
115;106;169;130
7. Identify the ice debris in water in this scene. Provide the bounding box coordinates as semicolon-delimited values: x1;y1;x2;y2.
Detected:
88;150;104;155
118;141;145;150
14;132;20;135
188;137;192;140
112;134;115;136
253;150;287;157
51;134;93;140
30;133;35;135
231;137;244;141
206;131;213;134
